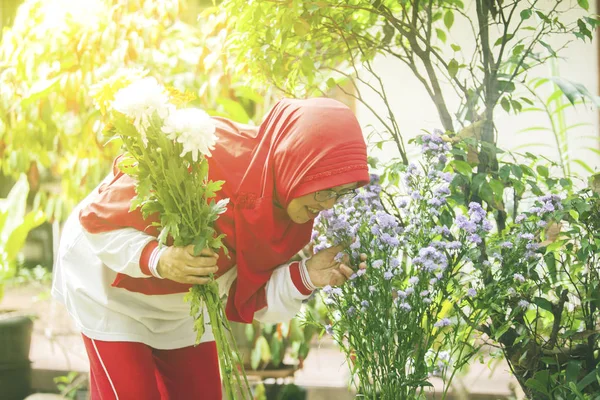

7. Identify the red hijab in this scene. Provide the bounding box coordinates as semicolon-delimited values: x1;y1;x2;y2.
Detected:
80;98;369;322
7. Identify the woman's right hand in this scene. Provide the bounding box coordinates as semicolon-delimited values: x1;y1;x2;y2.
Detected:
157;245;219;284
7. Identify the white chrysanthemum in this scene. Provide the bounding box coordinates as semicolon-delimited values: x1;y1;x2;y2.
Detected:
162;108;217;161
112;77;172;144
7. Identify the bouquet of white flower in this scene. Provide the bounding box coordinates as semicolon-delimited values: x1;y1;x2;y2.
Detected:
93;71;251;399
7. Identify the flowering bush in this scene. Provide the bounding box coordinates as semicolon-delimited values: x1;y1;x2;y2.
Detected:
312;133;482;398
95;73;252;399
313;131;600;398
467;189;600;398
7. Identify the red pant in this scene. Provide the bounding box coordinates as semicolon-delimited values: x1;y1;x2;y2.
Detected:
82;335;222;400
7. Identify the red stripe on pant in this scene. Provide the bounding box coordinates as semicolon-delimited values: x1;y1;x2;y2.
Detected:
82;334;222;400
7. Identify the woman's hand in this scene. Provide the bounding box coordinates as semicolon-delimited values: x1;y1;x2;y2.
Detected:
157;245;219;284
305;244;355;288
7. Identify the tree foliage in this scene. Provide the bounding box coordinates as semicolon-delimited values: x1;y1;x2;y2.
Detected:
0;0;266;221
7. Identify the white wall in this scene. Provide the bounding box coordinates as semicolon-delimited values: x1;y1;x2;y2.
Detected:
356;0;599;179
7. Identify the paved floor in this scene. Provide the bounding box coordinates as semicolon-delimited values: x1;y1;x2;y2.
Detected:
2;284;524;399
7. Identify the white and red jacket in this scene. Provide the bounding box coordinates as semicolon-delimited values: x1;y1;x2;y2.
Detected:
51;176;316;350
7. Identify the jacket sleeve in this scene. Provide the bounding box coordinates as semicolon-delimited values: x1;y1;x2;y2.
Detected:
81;228;163;278
253;259;316;323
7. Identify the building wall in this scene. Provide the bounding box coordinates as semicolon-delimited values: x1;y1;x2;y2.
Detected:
355;0;599;179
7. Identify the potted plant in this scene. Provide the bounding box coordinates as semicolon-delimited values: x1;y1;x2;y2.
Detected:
230;296;326;399
0;175;45;400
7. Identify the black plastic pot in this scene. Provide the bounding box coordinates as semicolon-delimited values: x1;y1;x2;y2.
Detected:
0;314;34;400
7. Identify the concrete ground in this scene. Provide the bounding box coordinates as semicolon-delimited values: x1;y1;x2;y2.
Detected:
2;284;523;400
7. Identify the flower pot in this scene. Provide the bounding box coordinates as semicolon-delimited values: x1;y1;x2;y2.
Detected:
0;313;34;400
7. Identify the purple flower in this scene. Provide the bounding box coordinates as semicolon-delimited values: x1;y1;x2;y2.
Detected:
433;226;452;236
368;285;376;293
526;243;540;251
468;234;482;244
405;287;415;295
384;271;394;280
467;288;477;297
399;302;412;311
438;172;453;182
397;290;407;299
349;273;358;280
445;241;462;250
518;300;529;309
515;214;526;223
468;202;486;222
435;185;451;196
397;198;408;208
519;233;534;241
409;276;419;285
411;191;422;200
455;215;477;233
322;285;333;294
361;300;369;308
500;241;513;249
434;318;452;328
513;273;525;283
420;290;430;297
325;324;334;335
537;220;547;228
347;306;356;316
428;197;446;207
356;269;366;277
381;233;400;246
372;259;384;269
423;298;432;304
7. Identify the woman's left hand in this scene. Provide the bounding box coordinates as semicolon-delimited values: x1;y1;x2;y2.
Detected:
305;244;355;288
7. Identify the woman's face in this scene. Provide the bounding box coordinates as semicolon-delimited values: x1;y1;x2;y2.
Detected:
286;182;358;224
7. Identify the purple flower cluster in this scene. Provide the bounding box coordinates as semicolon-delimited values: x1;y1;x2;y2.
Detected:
421;130;451;164
455;203;493;243
412;246;448;273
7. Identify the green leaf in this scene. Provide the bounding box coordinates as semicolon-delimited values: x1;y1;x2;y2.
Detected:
578;0;589;10
216;98;251;123
444;10;454;29
577;367;599;391
539;40;556;57
510;164;523;179
451;44;461;51
269;334;283;367
525;371;550;396
549;77;600;107
536;165;549;178
489;179;504;199
497;80;516;93
533;297;553;313
566;362;581;384
501;97;510;112
451;159;472;176
21;76;62;106
436;28;447;43
569;209;580;221
520;9;532;20
494;34;514;47
245;323;255;343
479;183;494;205
447;58;459;78
289;318;304;342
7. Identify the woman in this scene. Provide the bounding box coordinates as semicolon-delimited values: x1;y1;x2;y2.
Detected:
52;97;369;399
